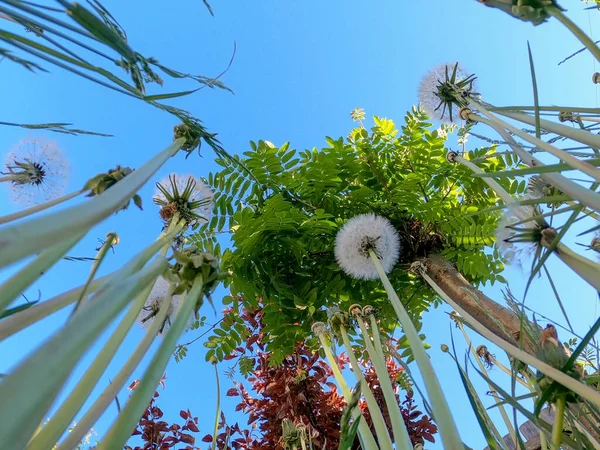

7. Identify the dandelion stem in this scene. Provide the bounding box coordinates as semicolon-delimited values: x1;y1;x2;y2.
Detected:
341;322;400;450
0;175;18;182
368;249;463;450
547;6;600;64
70;232;118;318
315;333;379;450
469;113;600;213
489;106;600;114
211;362;221;450
552;395;567;448
0;189;83;225
468;100;600;183
420;270;600;410
550;241;600;292
99;275;205;449
453;154;515;205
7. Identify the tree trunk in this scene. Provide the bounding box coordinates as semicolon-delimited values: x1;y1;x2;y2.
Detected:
422;254;537;358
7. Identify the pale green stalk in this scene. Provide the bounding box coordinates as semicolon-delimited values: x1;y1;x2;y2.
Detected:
0;138;184;269
489;106;600;114
495;110;600;157
0;189;83;225
339;326;394;450
27;278;156;450
57;287;172;450
99;276;205;449
0;257;167;449
453;155;515;205
211;362;221;450
0;174;19;182
552;395;567;449
315;333;379;450
551;242;600;292
468;101;600;183
472;113;600;213
70;232;118;318
567;201;600;222
420;271;600;409
0;222;183;341
579;117;600;124
546;6;600;63
0;232;84;314
457;323;515;449
368;249;463;449
363;314;412;449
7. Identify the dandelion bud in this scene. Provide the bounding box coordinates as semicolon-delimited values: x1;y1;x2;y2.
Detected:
591;233;600;253
85;165;142;211
476;345;494;369
311;322;328;336
477;0;551;26
558;111;577;123
349;304;363;318
362;305;375;317
209;355;218;365
440;344;449;353
458;107;472;121
593;72;600;84
173;123;202;152
446;151;458;163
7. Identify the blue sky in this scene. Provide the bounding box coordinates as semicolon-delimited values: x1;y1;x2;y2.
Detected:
1;1;600;449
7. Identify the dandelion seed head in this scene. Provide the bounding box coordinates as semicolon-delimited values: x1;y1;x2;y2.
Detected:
495;196;541;268
137;277;193;335
335;214;400;280
153;173;213;226
3;137;69;205
418;63;475;124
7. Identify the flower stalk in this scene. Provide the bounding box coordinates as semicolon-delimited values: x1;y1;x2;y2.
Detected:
367;249;463;450
0;189;84;225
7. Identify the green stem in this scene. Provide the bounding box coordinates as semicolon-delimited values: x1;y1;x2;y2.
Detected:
0;189;83;225
495;110;600;162
579;117;600;124
489;106;600;114
454;155;515;205
547;6;600;64
99;276;205;449
0;232;84;314
27;278;154;450
420;271;600;409
57;276;172;450
0;258;167;449
457;324;515;450
552;242;600;292
316;333;379;450
70;232;118;318
471;113;600;213
0;174;18;182
368;249;463;449
470;101;600;183
552;395;567;449
339;326;394;450
0;223;182;340
0;138;184;269
211;362;221;450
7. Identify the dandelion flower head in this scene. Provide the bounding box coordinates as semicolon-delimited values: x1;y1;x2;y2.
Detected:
153;173;213;226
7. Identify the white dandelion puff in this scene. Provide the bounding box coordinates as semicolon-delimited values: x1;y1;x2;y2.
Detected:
335;214;400;280
2;137;69;205
418;62;477;124
153;173;213;226
495;196;543;267
137;277;192;335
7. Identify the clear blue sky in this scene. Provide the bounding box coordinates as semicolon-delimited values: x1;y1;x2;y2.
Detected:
1;1;600;449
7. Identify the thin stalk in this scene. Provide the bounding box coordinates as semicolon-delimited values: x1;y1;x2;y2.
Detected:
552;395;567;449
0;258;167;448
211;363;221;450
489;106;600;114
99;276;205;449
420;271;600;409
580;117;600;123
0;232;84;314
469;101;600;183
339;325;395;450
27;278;155;450
70;232;118;317
551;242;600;292
457;323;516;448
340;318;400;449
547;6;600;63
0;174;18;182
0;223;182;340
315;333;379;450
454;155;515;205
472;114;600;213
368;249;463;449
300;436;307;450
0;189;83;225
0;138;184;269
567;201;600;222
495;110;600;160
487;355;532;390
57;279;172;450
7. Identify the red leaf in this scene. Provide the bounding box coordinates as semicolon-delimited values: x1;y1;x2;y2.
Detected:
226;388;239;397
179;410;188;420
179;433;195;445
202;434;213;442
187;421;199;432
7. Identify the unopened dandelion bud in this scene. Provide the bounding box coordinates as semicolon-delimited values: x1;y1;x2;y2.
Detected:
209;355;218;365
311;322;328;336
349;304;363;318
593;72;600;84
541;227;558;248
173;123;202;151
591;234;600;253
362;305;375;317
440;344;449;353
558;111;577;123
446;151;458;163
459;107;472;121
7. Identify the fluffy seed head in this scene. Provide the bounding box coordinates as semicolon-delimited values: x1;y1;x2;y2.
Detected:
335;214;400;280
154;173;213;227
3;137;69;205
137;277;190;335
418;63;477;124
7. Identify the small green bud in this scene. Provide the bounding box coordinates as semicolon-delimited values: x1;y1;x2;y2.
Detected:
440;344;449;353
